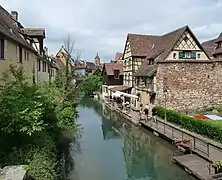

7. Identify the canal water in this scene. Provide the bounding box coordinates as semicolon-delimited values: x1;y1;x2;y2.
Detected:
69;98;195;180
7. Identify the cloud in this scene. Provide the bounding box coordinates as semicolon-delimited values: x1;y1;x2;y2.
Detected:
1;0;222;62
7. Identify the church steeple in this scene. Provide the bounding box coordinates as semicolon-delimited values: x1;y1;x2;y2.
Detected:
95;52;100;60
94;52;100;65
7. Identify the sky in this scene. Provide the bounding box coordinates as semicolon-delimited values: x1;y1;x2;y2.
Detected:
1;0;222;62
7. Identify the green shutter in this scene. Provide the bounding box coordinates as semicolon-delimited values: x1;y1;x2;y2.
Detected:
179;52;184;59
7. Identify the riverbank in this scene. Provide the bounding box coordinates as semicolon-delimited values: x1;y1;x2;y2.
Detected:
101;99;222;180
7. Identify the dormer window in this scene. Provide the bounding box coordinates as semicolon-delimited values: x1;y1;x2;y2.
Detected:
149;59;154;65
217;42;221;49
114;70;120;79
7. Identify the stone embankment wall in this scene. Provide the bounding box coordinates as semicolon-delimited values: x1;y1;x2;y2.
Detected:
0;165;27;180
155;60;222;113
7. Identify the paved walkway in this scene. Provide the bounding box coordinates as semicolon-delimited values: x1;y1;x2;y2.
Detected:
139;115;222;163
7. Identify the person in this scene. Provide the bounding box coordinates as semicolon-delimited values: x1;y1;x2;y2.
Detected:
152;107;157;122
144;104;149;121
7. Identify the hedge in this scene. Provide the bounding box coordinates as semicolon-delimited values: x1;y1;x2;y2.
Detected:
156;106;222;143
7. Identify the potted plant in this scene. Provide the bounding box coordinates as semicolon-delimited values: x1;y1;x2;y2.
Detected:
213;161;222;174
182;137;190;144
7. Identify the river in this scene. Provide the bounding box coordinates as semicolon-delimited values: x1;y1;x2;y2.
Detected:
68;98;196;180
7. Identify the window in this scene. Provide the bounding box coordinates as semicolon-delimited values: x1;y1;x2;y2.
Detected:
217;42;221;49
197;53;201;58
19;47;22;63
0;39;4;59
43;61;47;72
173;53;176;59
179;51;196;59
184;51;191;58
37;60;41;71
114;70;119;79
24;51;29;61
149;59;154;65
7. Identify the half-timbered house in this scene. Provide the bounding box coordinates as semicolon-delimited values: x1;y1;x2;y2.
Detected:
121;34;159;89
102;63;124;100
134;25;222;113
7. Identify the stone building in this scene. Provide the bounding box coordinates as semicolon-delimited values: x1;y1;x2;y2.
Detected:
134;25;222;113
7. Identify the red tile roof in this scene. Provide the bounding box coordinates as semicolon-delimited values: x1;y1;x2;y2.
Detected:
103;63;123;75
114;52;123;61
127;34;160;57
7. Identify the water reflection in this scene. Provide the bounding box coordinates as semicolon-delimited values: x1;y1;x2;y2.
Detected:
69;98;195;180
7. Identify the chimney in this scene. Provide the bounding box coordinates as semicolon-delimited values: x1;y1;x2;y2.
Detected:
11;11;18;21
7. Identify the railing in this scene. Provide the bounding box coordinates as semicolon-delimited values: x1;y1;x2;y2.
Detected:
147;118;222;162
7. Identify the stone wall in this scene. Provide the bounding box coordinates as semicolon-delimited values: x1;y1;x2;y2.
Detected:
155;60;222;113
0;165;27;180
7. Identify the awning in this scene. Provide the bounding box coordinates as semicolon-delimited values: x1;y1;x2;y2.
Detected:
116;91;138;99
205;115;222;120
109;85;132;92
194;114;222;121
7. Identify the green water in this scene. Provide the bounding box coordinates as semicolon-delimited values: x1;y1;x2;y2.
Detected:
69;99;196;180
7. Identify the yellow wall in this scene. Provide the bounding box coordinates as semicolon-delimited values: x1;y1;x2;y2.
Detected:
0;38;37;84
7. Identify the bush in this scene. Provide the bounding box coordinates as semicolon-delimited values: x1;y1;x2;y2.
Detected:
156;106;222;142
0;65;79;179
79;74;102;95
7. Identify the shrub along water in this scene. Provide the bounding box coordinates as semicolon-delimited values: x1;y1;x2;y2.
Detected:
79;72;102;95
156;106;222;143
0;65;81;179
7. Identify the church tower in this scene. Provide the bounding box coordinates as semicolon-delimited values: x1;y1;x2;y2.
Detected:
94;52;100;65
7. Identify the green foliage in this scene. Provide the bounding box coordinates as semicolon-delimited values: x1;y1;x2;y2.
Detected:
213;161;222;168
156;106;222;142
80;74;102;95
216;105;222;115
0;65;79;179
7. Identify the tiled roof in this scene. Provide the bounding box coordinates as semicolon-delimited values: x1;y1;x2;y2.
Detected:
215;32;222;43
114;52;123;61
213;48;222;55
135;25;209;77
127;34;160;57
86;62;96;70
103;63;123;75
0;5;36;52
146;26;188;61
134;63;157;77
21;28;45;38
202;39;216;57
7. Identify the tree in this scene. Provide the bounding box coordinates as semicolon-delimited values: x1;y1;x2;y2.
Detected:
54;35;82;105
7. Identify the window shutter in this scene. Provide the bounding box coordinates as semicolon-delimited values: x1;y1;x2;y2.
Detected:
179;52;184;59
4;40;7;60
191;51;196;59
